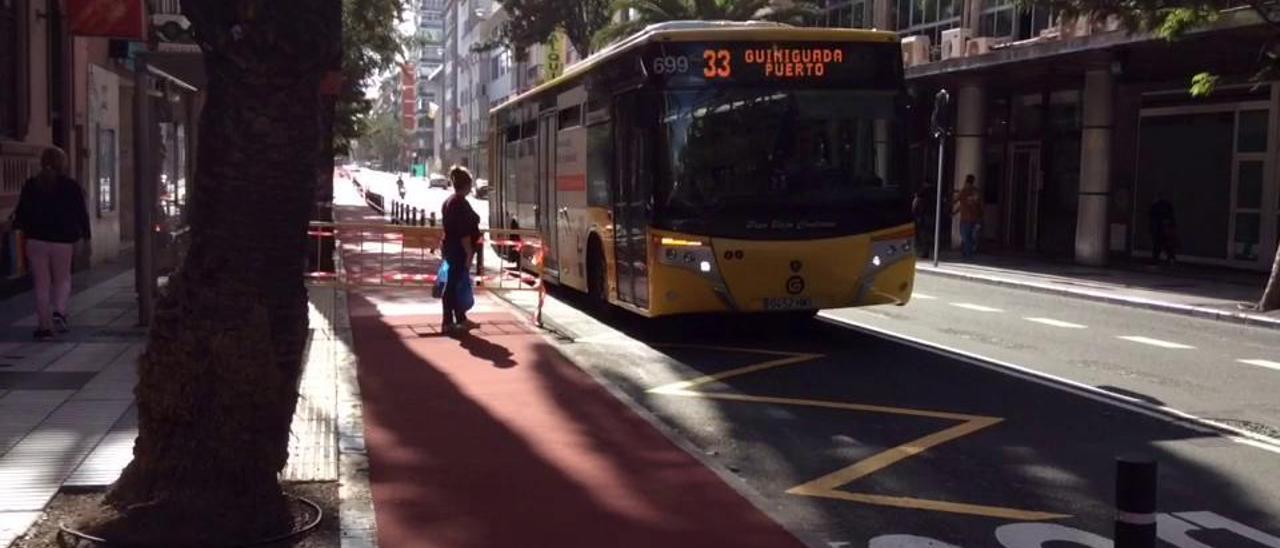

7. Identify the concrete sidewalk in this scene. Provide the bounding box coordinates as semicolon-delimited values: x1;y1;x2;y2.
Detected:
0;266;353;547
916;252;1280;330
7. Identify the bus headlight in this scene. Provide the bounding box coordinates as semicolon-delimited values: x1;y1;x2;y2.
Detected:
868;237;913;273
658;242;720;278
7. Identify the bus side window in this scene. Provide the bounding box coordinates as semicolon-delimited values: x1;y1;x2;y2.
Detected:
587;122;612;207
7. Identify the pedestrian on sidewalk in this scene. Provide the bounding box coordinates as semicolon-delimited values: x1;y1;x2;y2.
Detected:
11;147;91;340
953;174;983;258
440;165;480;333
912;183;936;258
1149;196;1178;265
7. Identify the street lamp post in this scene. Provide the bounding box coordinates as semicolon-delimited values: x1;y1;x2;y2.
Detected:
931;89;952;268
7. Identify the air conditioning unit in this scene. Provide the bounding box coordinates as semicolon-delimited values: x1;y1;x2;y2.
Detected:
965;37;998;57
1062;15;1093;38
901;35;931;67
1100;14;1123;32
940;28;972;60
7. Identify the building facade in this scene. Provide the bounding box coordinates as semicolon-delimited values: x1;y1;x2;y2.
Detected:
436;0;582;179
415;0;445;170
1;0;201;286
816;0;1279;271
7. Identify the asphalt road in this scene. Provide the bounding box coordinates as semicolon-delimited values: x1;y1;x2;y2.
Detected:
826;273;1280;440
510;273;1280;547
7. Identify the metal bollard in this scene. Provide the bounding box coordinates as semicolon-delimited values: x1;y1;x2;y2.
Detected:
1115;456;1157;548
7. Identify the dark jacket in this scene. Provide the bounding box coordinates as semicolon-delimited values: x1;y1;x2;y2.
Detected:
12;175;92;244
441;194;479;262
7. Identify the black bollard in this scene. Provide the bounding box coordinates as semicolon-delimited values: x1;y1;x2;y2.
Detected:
1115;456;1157;548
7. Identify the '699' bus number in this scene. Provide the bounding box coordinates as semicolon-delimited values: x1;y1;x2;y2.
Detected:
651;55;690;74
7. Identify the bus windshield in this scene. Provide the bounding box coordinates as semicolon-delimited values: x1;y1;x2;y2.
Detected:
656;88;909;239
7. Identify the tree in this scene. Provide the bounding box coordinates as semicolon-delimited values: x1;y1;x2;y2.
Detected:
595;0;820;47
486;0;613;59
337;0;411;157
77;0;342;544
1032;0;1280;311
315;0;408;273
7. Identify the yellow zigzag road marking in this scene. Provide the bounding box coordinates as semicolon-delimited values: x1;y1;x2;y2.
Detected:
647;345;1070;521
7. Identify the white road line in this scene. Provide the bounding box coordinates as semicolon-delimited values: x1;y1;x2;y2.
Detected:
1024;317;1087;329
1117;336;1195;350
817;313;1280;454
912;293;938;300
1239;359;1280;372
951;303;1003;313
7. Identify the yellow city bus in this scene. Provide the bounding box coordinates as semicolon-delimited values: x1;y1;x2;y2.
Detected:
488;21;916;318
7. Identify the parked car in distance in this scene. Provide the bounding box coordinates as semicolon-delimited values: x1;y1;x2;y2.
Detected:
475;178;490;199
428;174;449;189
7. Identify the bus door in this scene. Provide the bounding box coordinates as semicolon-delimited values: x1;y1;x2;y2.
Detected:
538;111;560;278
612;93;651;309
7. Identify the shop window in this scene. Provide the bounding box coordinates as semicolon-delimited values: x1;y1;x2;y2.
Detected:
96;127;116;215
0;0;22;139
1237;110;1268;153
1237;160;1263;209
1136;112;1234;259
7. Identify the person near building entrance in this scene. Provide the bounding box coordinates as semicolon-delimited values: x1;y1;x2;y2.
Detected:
1149;196;1177;265
11;147;92;340
912;183;936;258
440;165;481;333
953;174;983;258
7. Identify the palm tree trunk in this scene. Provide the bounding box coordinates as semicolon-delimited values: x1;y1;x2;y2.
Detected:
1260;242;1280;312
78;1;341;544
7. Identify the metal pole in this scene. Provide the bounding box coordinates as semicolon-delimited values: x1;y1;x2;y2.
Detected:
133;54;155;327
932;89;951;268
933;138;945;268
1115;456;1158;548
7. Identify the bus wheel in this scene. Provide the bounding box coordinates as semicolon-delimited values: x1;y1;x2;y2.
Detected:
587;238;609;312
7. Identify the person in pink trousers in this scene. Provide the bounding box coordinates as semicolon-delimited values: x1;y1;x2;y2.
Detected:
12;147;91;340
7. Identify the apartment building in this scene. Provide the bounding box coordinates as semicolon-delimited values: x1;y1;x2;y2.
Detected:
814;0;1279;271
415;0;446;170
437;0;580;179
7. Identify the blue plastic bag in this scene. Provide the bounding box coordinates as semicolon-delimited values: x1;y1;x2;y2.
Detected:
455;263;474;312
432;260;449;299
432;259;474;312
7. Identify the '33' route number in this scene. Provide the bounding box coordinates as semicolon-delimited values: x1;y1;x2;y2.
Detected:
703;49;732;78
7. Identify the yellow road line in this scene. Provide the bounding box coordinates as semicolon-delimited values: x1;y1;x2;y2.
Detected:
644;344;1070;521
648;353;823;395
785;489;1070;521
789;417;1003;493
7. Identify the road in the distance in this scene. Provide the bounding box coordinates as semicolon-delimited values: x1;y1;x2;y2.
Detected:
824;272;1280;440
348;169;489;227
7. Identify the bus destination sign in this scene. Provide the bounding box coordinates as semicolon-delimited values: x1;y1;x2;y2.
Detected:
647;42;896;86
739;46;845;78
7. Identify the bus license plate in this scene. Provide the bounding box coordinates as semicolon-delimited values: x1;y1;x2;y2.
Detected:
763;297;813;311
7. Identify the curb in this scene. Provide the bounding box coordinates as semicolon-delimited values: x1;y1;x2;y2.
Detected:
916;265;1280;331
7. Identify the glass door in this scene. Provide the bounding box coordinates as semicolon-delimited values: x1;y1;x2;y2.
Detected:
537;112;560;277
1230;109;1268;263
1007;142;1042;251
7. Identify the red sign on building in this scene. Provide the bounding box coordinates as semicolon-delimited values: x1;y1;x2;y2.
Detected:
400;64;417;132
68;0;148;40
